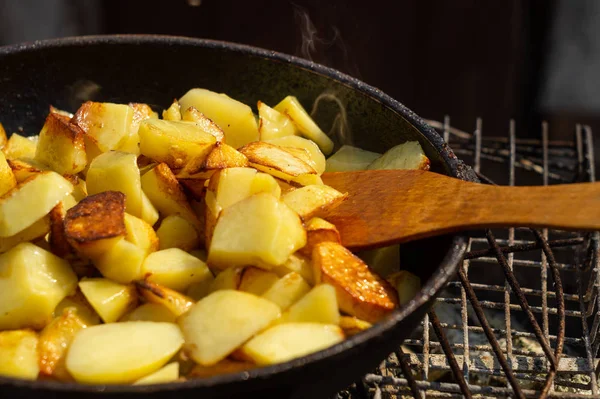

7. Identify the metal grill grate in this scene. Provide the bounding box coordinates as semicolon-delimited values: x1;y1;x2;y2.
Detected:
337;119;600;398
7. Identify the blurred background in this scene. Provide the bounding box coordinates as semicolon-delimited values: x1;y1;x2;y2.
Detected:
0;0;596;141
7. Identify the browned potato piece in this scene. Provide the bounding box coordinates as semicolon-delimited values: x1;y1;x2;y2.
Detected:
204;142;248;170
3;133;38;160
312;242;398;323
49;202;73;257
0;122;7;149
187;359;256;379
238;267;279;296
54;289;101;326
339;316;372;337
181;106;225;143
238;141;316;177
35;112;87;175
72;101;134;152
179;178;207;201
298;217;341;257
134;279;195;317
6;158;46;183
282;185;347;221
38;308;88;381
163;100;182;121
64;191;126;259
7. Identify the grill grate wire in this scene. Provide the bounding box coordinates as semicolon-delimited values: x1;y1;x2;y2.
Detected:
336;118;600;398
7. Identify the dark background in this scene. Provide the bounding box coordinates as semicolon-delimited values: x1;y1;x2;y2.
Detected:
0;0;597;141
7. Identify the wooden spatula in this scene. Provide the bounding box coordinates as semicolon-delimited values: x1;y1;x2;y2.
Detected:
321;169;600;250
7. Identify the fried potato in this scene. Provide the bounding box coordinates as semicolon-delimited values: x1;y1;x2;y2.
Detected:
54;289;101;326
140;163;201;231
278;284;340;325
0;122;7;149
185;274;215;301
0;171;73;237
366;141;430;171
0;330;39;380
64;191;126;259
156;214;200;251
387;270;421;306
325;145;381;172
358;245;400;279
120;303;177;324
203;142;248;171
7;158;49;183
0;242;77;330
282;184;347;220
79;278;138;323
241;323;343;365
313;242;398;323
178;88;259;149
3;133;38;160
134;279;195;317
187;359;255;379
48;202;72;257
118;103;158;155
298;217;341;257
143;248;212;292
72;101;134;152
65;322;184;384
0;151;16;196
272;254;314;285
339;316;372;337
257;101;297;140
238;267;279;296
0;214;50;254
35;112;87;175
138;119;217;171
239;141;316;177
38;308;88;381
133;362;179;385
179;290;280;366
124;213;159;254
265;135;326;175
261;272;311;311
208;193;306;270
274;96;334;155
181;106;225;143
93;237;146;283
208;266;244;293
163;100;182;121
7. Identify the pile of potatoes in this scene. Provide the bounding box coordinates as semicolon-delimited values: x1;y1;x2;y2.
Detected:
0;88;427;385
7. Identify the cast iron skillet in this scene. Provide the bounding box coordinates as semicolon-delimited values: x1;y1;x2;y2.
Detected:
0;35;476;399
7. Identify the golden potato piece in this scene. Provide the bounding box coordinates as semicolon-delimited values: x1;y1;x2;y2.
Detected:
278;284;340;325
208;266;244;293
272;254;314;285
313;242;398;323
282;184;347;221
325;145;380;172
366;141;430;171
49;202;72;257
133;362;180;385
0;151;16;196
38;308;88;381
79;278;138;323
203;142;248;170
0;214;49;254
156;214;199;251
7;158;47;183
134;279;195;317
298;217;341;257
118;103;158;155
3;133;38;160
239;141;316;177
120;303;176;324
387;270;421;306
143;248;212;292
64;191;126;259
257;101;296;141
54;289;101;326
261;272;311;311
163;100;182;121
0;122;7;149
238;267;279;296
181;106;225;143
35;112;87;175
93;237;147;283
124;213;159;254
265;135;326;175
339;316;372;337
0;330;39;380
72;101;134;152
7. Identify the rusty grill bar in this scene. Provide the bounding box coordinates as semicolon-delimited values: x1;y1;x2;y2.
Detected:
336;119;600;398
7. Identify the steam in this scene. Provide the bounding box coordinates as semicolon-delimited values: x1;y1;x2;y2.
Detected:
310;91;351;144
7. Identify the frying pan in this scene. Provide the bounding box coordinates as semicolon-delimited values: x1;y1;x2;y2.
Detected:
0;35;476;399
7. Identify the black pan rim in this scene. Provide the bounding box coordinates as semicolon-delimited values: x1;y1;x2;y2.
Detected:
0;34;469;393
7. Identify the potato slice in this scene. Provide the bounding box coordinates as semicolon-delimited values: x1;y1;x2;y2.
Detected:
86;150;146;219
387;270;421;306
339;316;372;337
0;214;49;254
38;308;88;381
239;141;316;177
367;141;430;171
64;191;126;259
156;214;199;251
291;173;324;186
6;158;46;183
35;112;87;175
163;100;182;121
138;119;217;171
203;142;248;171
181;106;225;142
47;202;69;258
0;330;39;380
325;145;380;172
358;245;400;279
241;323;343;365
282;184;347;220
121;303;177;324
118;103;158;155
265;135;326;175
133;362;179;385
208;266;244;293
0;151;16;196
135;279;195;317
185;274;214;301
278;284;339;325
66;322;184;384
187;359;256;379
124;213;159;254
179;290;280;366
208;193;306;269
0;171;73;237
238;267;279;296
298;217;341;257
93;237;146;283
140;163;201;230
178;88;259;149
257;101;297;140
72;101;134;152
141;190;160;226
79;278;138;323
3;133;38;160
54;290;101;326
0;242;78;330
272;254;314;285
274;96;334;155
143;248;212;292
313;242;398;323
261;272;311;311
